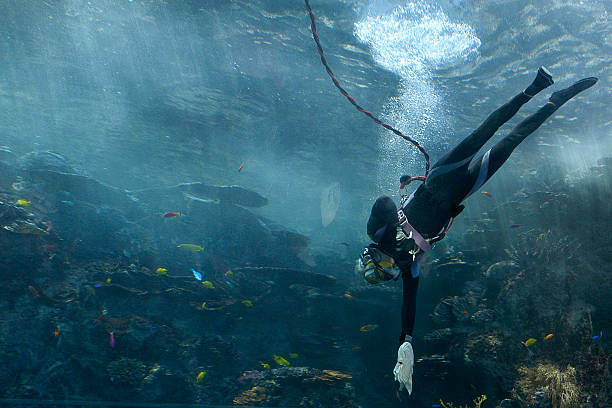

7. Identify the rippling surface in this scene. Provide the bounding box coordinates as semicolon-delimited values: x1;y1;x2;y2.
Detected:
0;1;609;233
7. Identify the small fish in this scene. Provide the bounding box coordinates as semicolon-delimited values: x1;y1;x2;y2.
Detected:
273;354;290;367
510;224;524;228
16;199;31;207
196;371;206;382
202;280;215;289
289;353;299;359
461;311;469;315
432;405;441;408
201;302;207;310
164;212;182;218
359;324;378;332
41;244;56;250
28;285;40;297
343;293;354;299
53;329;60;337
544;333;554;340
156;267;168;276
592;330;603;340
106;278;111;284
352;346;361;350
524;338;537;347
465;281;472;284
260;363;270;369
177;244;204;252
481;191;492;197
60;200;74;206
225;269;233;276
241;300;253;307
238;162;245;172
192;268;202;281
109;331;115;348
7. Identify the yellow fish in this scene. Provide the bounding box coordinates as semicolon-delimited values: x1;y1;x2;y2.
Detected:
106;278;111;284
201;302;207;310
241;300;253;307
225;269;233;276
524;338;537;347
156;267;168;276
273;354;290;367
177;244;204;252
202;281;215;289
16;199;31;207
359;324;378;332
260;363;270;369
289;353;299;359
196;371;206;382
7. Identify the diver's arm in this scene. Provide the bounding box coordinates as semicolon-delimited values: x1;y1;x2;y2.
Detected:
399;268;419;348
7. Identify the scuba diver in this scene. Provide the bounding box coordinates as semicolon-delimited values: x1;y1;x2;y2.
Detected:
356;67;598;395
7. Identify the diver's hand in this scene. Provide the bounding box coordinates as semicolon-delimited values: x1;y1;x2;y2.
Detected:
393;341;414;395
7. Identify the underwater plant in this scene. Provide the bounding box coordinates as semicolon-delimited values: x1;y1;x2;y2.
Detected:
516;364;579;408
440;394;486;408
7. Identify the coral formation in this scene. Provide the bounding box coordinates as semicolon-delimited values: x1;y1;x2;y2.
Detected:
516;364;579;408
440;394;487;408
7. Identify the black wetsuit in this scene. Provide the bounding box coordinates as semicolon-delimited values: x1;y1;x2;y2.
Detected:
366;73;597;346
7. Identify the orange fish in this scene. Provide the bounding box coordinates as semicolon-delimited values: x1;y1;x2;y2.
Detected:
343;293;354;299
352;347;361;350
53;330;60;337
238;162;245;172
544;333;554;340
163;212;182;218
481;191;492;197
28;285;40;298
42;244;56;250
461;311;469;315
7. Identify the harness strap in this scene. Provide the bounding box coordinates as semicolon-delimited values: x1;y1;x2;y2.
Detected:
397;208;431;252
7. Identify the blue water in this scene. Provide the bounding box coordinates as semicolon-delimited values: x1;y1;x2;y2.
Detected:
0;0;610;407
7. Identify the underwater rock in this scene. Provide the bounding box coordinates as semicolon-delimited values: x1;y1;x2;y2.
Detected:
424;328;454;345
19;151;77;175
484;261;520;301
107;358;147;386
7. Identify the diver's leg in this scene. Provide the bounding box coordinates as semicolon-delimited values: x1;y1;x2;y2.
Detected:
399;274;419;348
463;77;598;197
427;67;553;182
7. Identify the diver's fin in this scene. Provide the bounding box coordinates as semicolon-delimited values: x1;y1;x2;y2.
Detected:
524;66;554;97
549;77;598;107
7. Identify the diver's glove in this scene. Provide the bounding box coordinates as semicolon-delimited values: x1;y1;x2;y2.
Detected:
393;335;414;395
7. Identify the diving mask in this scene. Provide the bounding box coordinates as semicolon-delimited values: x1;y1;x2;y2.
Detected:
359;246;401;284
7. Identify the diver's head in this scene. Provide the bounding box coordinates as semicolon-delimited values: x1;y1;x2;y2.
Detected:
356;245;400;284
367;196;398;243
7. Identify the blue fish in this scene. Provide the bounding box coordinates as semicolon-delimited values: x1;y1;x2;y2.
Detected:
592;330;603;340
192;268;202;281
